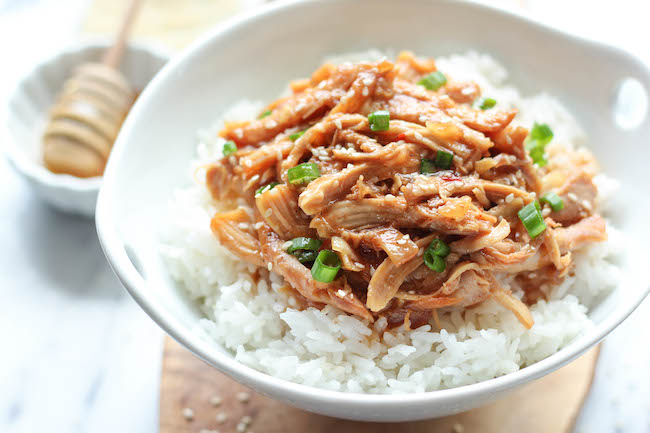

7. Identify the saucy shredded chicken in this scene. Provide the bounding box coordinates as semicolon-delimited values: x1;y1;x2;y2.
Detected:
204;52;607;330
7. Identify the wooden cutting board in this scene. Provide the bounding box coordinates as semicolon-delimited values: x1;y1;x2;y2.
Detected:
160;337;599;433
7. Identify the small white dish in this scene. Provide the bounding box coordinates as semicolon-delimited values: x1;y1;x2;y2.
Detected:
3;40;169;217
96;0;650;422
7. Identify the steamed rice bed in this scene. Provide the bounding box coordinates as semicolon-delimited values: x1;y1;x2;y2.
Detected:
161;51;621;394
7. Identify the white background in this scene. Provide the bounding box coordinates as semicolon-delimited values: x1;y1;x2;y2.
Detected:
0;1;648;432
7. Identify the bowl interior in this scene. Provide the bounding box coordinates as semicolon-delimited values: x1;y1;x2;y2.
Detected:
5;41;168;186
97;0;650;420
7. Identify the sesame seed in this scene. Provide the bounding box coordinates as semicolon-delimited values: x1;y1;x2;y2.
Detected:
199;429;220;433
362;77;373;86
369;266;376;276
348;90;356;97
414;131;424;140
334;119;343;129
397;239;407;245
235;129;243;139
238;222;249;230
505;193;514;203
347;163;354;169
288;297;297;306
452;423;465;433
567;192;578;201
542;207;551;216
282;241;293;250
254;222;263;230
264;208;272;218
337;289;346;298
385;194;395;200
241;415;253;425
237;391;251;403
295;102;306;111
276;150;283;161
320;156;331;161
362;87;369;96
250;174;260;183
209;395;223;406
265;119;278;129
333;180;340;188
229;156;237;165
216;412;228;424
244;160;252;167
267;262;273;271
418;115;428;123
181;407;194;421
236;423;247;433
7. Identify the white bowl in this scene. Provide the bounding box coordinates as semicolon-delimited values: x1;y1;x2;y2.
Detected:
3;40;169;217
96;0;650;422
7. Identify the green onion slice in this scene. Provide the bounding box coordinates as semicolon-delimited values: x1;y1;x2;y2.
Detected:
435;150;454;170
222;141;237;157
518;201;547;239
287;162;321;185
477;97;496;110
525;123;554;166
541;192;564;211
428;239;451;258
295;250;319;264
289;130;306;141
287;237;323;254
258;109;272;119
424;251;446;272
423;238;450;272
420;158;436;174
255;182;279;197
417;71;447;91
311;250;341;283
368;110;390;132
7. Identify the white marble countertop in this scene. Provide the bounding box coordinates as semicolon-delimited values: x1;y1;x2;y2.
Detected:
0;1;648;432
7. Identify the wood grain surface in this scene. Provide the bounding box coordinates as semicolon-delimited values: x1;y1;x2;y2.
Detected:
160;337;599;433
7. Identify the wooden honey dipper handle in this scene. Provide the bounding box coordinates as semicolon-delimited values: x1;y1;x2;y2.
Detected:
101;0;145;69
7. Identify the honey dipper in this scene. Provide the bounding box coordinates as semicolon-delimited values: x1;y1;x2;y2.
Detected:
43;0;143;178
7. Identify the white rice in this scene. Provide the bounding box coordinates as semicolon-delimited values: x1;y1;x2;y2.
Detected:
160;52;621;394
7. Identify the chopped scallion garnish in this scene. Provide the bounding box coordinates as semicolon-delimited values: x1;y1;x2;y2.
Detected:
368;110;390;132
420;158;436;174
424;238;451;272
258;109;272;119
311;250;341;283
429;239;451;258
525;123;554;166
295;250;319;264
287;162;321;185
518;201;547;239
477;97;496;110
289;130;306;141
417;71;447;91
255;182;279;197
222;141;237;157
541;192;564;211
287;237;323;254
435;150;454;170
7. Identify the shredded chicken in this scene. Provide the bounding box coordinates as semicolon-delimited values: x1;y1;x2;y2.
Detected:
203;52;608;329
